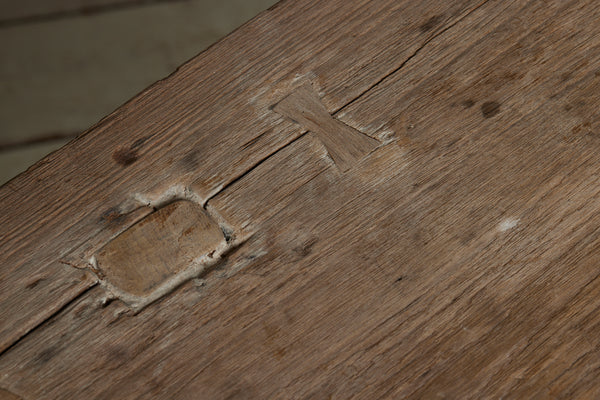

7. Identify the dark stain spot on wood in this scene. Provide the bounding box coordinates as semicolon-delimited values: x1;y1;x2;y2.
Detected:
548;92;561;100
274;280;287;291
293;237;318;258
503;71;522;81
420;15;444;32
182;226;196;237
263;323;280;340
100;207;124;225
481;101;501;118
105;345;129;369
396;276;404;282
564;104;573;112
274;347;287;359
35;345;59;364
25;277;44;289
181;151;199;170
113;147;139;166
462;99;475;109
460;230;477;245
560;72;572;82
572;122;592;137
445;137;460;148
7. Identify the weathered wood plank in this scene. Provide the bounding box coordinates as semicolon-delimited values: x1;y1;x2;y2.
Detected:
0;0;481;354
2;0;600;398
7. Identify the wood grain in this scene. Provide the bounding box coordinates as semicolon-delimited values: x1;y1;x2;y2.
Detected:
2;0;600;398
0;0;480;355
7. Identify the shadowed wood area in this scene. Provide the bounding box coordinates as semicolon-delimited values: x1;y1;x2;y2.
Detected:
2;0;600;398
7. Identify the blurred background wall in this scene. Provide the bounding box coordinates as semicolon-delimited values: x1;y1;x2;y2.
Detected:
0;0;277;184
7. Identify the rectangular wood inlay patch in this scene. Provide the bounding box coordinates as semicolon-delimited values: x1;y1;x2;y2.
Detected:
95;200;226;298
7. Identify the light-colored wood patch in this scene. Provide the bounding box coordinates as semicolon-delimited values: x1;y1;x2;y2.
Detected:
95;200;225;297
274;83;379;171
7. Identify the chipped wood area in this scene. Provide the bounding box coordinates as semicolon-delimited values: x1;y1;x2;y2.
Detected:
92;200;233;310
2;0;600;398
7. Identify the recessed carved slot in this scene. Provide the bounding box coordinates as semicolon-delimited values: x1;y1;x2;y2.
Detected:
273;83;379;171
95;200;226;299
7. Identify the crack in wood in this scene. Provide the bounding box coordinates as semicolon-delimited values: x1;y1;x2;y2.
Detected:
0;282;97;359
333;0;491;117
200;9;489;205
8;1;492;346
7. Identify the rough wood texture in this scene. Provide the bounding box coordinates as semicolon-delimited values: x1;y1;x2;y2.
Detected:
2;0;600;398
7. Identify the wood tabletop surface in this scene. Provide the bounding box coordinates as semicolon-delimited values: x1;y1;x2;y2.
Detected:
2;0;600;398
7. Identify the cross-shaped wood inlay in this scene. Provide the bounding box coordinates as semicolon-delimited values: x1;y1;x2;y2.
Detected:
274;83;379;171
